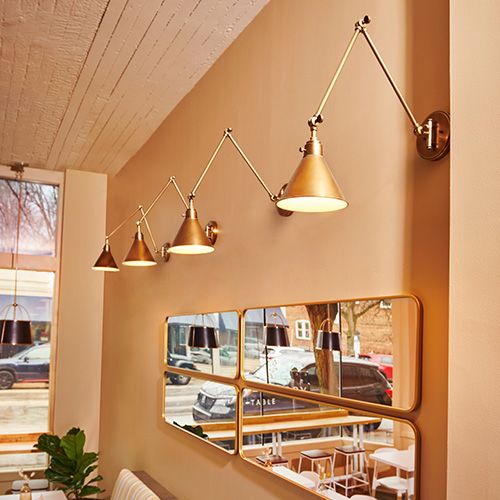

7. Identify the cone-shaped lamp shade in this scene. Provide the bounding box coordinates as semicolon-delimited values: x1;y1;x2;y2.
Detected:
188;326;219;348
1;320;32;345
316;330;341;351
169;207;214;255
92;242;119;272
122;229;157;267
276;138;348;213
265;325;290;347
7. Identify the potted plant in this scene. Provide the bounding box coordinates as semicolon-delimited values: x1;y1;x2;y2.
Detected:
34;427;104;499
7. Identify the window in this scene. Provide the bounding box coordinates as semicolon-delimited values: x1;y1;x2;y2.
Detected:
0;166;62;471
295;319;311;340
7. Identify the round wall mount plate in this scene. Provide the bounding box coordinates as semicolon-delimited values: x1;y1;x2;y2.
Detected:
416;110;450;161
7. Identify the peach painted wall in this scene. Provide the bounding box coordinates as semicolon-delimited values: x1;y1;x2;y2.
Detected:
448;1;500;499
99;1;449;499
54;170;107;452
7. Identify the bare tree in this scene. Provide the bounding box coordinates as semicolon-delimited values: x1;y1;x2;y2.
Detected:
341;300;390;355
306;303;340;395
0;179;58;254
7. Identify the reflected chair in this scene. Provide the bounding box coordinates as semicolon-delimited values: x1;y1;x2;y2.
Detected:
332;445;371;495
298;449;334;481
371;447;410;499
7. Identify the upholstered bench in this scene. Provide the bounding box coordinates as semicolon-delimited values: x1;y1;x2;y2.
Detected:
111;469;177;500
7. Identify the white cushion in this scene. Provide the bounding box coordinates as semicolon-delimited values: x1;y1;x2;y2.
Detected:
111;469;160;500
11;479;49;491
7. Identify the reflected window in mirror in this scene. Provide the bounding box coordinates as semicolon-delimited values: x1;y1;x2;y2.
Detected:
166;311;239;379
164;372;237;454
243;296;420;412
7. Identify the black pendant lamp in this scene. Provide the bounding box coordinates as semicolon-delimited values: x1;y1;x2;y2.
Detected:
188;323;219;348
1;166;32;345
315;318;341;351
265;312;290;347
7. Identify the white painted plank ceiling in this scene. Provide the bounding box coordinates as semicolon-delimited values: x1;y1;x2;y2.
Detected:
0;0;267;175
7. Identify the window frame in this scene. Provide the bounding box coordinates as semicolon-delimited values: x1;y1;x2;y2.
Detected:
0;165;64;453
295;319;311;340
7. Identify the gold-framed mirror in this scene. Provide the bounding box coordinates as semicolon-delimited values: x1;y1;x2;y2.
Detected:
163;371;238;455
165;310;240;380
239;387;418;499
242;296;421;412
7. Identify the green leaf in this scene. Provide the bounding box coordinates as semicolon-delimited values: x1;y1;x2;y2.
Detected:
61;431;85;461
79;485;104;497
35;433;61;454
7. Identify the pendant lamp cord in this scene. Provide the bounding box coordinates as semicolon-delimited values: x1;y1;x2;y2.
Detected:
12;169;23;320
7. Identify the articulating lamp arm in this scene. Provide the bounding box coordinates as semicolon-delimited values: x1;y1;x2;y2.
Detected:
106;205;143;241
189;128;278;202
308;15;450;159
136;176;189;255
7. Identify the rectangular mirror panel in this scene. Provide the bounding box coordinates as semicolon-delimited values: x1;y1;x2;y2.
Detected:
240;389;416;499
166;311;239;378
164;372;237;454
243;297;420;411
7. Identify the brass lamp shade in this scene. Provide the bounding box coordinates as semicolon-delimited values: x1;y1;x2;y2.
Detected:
316;330;341;351
169;207;214;255
265;325;290;347
276;138;348;213
92;242;119;272
1;320;32;345
122;230;157;267
188;326;219;348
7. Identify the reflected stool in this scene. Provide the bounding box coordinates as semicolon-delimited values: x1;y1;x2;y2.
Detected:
332;445;371;495
298;449;333;480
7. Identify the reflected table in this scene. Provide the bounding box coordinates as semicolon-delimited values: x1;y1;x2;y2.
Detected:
241;414;381;457
369;449;414;499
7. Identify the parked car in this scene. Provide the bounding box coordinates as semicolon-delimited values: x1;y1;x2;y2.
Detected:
166;352;197;385
193;352;392;429
0;343;50;390
360;353;393;381
261;346;305;360
190;348;212;365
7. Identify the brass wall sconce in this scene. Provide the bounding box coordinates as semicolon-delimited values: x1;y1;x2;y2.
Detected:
93;176;188;271
277;15;450;213
169;127;293;256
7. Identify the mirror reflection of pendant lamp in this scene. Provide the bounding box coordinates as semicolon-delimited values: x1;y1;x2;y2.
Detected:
265;312;290;347
1;165;32;345
316;318;341;351
188;315;219;348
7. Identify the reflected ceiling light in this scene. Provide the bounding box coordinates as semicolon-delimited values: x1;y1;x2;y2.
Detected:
276;15;450;213
316;319;341;351
188;325;219;348
1;164;32;345
92;176;188;271
265;312;290;347
122;223;157;267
